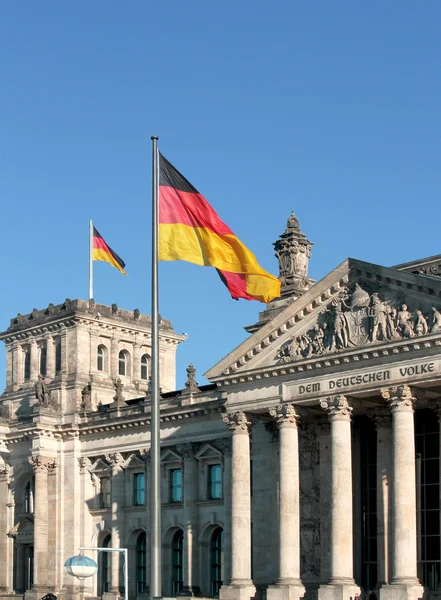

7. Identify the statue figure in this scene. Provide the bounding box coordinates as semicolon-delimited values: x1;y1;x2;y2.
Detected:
386;306;399;339
311;324;325;355
113;378;124;405
397;304;414;338
81;382;92;410
431;307;441;333
415;310;428;336
35;375;51;407
287;210;299;230
185;363;199;392
332;301;349;349
369;293;388;342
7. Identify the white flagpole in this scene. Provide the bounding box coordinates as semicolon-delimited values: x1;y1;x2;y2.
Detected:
89;219;93;300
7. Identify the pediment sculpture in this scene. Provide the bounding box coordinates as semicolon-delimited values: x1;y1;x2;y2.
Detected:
276;283;441;364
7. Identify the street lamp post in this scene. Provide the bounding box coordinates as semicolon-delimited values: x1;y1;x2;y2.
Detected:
65;547;128;600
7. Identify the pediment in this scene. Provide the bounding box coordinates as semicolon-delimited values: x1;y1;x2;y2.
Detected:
195;443;222;461
205;258;441;380
123;453;146;469
161;449;182;464
89;458;110;473
8;516;34;541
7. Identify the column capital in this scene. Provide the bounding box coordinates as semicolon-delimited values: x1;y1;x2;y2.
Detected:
381;385;416;412
367;405;392;428
320;395;353;421
429;398;441;420
29;455;57;472
269;403;304;427
0;463;11;483
105;452;125;471
222;411;252;433
176;442;200;459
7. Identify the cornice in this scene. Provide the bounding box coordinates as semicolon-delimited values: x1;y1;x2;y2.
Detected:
213;334;441;388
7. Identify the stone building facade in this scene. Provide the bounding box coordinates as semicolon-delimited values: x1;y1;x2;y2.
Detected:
1;214;441;600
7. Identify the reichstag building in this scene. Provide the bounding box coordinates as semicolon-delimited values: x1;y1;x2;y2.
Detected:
1;212;441;600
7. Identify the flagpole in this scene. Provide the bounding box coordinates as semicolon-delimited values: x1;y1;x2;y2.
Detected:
89;219;93;300
150;135;161;600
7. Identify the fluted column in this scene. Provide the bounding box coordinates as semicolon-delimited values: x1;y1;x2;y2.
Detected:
0;463;12;592
46;335;55;378
220;412;256;600
177;443;201;596
29;455;56;592
217;438;232;586
368;406;392;586
379;386;422;596
30;340;39;381
267;404;305;600
107;452;125;596
318;396;359;600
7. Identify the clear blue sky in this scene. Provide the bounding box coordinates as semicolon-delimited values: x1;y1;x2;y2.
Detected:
1;1;441;392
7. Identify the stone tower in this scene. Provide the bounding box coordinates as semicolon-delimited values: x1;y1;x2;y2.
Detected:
0;299;186;420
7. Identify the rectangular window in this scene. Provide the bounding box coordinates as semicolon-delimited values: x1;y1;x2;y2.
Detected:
169;468;182;503
55;341;62;374
208;464;222;499
99;477;111;509
134;473;145;506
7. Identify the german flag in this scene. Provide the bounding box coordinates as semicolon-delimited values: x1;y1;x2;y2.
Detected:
93;226;127;275
158;152;280;303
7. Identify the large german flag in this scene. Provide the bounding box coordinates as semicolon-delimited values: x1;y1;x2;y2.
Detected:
158;152;280;303
93;226;127;275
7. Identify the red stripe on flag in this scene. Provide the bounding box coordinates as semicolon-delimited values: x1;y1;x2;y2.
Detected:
93;236;112;252
217;270;255;301
159;186;234;236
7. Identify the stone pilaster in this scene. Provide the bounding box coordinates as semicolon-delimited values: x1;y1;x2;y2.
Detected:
219;412;256;600
176;443;201;596
106;452;125;597
133;343;142;382
46;335;55;379
30;340;39;381
368;406;392;587
318;396;360;600
110;338;119;379
28;455;56;594
59;327;68;375
12;342;23;389
0;463;12;592
47;457;59;590
5;345;13;389
378;385;423;600
267;404;305;600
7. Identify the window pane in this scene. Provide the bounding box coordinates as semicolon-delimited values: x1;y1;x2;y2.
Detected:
170;469;182;502
100;478;111;508
40;346;47;376
209;465;222;499
134;473;145;506
119;351;126;376
97;347;104;371
141;355;148;380
55;342;62;374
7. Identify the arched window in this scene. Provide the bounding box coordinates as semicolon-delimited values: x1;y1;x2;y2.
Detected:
39;345;47;376
24;349;31;381
136;532;147;594
55;341;62;374
100;534;111;594
119;350;128;376
141;354;149;381
211;528;224;597
171;530;184;596
97;345;106;372
24;477;35;514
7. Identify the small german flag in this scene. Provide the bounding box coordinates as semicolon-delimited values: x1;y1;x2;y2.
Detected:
92;226;127;275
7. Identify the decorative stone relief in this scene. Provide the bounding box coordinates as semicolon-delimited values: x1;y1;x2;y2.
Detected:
429;399;441;421
320;395;353;421
185;363;200;393
299;426;320;581
222;411;252;433
176;443;199;458
0;463;11;483
215;437;232;455
381;385;416;412
269;403;302;426
276;282;441;364
78;457;92;474
105;452;125;470
367;406;392;428
81;383;92;412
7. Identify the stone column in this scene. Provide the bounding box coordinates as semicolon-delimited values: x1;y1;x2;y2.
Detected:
28;455;56;594
220;412;256;600
217;438;232;586
177;443;201;596
133;342;142;382
110;339;119;379
267;404;305;600
429;399;441;598
368;406;392;587
318;396;360;600
5;345;13;389
46;335;55;379
0;463;12;592
30;340;39;381
377;386;423;600
59;327;68;375
47;458;59;590
107;452;125;597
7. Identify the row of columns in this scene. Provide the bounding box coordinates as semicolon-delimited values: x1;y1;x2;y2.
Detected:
221;384;425;600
